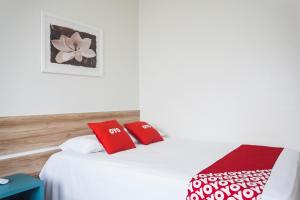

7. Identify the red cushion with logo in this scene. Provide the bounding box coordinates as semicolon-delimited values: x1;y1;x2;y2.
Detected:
124;121;163;145
88;120;136;154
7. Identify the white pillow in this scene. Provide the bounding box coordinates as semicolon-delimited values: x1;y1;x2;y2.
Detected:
59;135;103;154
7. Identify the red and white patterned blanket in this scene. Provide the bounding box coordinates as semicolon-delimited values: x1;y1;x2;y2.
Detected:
186;145;283;200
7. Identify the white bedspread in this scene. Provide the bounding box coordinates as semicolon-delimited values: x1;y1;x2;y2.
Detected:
40;138;299;200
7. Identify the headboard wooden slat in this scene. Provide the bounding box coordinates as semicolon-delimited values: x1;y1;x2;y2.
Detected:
0;149;60;177
0;110;140;177
0;110;139;156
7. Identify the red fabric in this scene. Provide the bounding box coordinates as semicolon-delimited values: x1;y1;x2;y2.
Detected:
187;145;283;200
201;145;283;174
88;120;136;154
124;121;163;145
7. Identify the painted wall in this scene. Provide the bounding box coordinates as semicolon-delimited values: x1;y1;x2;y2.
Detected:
0;0;139;116
139;0;300;150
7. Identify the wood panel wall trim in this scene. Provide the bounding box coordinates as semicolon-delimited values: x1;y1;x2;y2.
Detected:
0;110;140;177
0;149;60;177
0;146;60;161
0;110;140;156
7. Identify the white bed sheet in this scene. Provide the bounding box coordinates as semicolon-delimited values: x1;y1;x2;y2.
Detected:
40;138;299;200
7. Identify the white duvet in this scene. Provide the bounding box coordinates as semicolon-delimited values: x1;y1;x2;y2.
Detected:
40;138;299;200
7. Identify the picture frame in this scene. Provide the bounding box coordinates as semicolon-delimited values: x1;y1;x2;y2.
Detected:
41;12;103;77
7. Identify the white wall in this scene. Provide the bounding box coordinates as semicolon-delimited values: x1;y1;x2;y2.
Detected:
0;0;139;116
140;0;300;150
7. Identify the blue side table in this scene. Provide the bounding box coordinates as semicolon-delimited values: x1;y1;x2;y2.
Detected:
0;174;44;200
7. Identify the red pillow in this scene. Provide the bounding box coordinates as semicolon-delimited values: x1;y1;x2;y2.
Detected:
124;121;163;145
88;120;136;154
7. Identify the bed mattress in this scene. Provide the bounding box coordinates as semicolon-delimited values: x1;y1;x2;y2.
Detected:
40;138;300;200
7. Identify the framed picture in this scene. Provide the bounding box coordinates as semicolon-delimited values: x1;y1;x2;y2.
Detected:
41;12;103;77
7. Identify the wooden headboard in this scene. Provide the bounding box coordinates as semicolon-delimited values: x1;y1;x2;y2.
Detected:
0;110;139;177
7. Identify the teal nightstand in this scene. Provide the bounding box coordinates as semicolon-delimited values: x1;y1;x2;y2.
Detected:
0;174;44;200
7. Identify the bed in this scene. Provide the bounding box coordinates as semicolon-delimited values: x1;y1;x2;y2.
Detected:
40;137;300;200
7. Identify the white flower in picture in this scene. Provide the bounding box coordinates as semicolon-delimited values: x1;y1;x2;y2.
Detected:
42;13;103;77
51;32;96;63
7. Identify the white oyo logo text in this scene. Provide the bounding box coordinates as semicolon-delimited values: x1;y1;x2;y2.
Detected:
109;128;121;135
142;125;151;129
